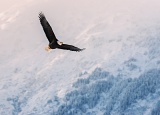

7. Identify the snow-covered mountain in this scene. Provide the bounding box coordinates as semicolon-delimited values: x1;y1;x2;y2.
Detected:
0;0;160;115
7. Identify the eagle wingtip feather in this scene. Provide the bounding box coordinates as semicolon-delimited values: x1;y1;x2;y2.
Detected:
38;12;45;20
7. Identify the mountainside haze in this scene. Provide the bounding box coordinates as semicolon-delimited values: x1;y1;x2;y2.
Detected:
0;0;160;115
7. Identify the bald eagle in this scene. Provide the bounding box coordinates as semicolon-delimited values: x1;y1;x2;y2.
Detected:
39;12;85;52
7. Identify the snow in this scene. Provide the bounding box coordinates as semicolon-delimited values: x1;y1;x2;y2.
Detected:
0;0;160;115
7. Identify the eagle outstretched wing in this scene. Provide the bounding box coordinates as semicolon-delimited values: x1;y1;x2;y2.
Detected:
58;44;85;52
39;12;58;43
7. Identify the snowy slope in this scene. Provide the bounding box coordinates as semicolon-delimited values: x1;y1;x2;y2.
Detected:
0;0;160;115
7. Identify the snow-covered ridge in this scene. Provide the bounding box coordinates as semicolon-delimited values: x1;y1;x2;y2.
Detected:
52;68;160;115
0;0;160;115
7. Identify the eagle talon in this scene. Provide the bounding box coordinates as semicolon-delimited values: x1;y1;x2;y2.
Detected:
45;46;51;52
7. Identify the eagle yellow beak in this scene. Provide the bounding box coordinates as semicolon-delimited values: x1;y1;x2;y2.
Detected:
45;46;51;52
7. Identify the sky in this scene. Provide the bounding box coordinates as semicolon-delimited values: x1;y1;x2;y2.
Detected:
0;0;19;12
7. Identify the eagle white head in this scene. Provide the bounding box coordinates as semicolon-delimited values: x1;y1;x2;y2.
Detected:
45;41;63;52
57;41;63;45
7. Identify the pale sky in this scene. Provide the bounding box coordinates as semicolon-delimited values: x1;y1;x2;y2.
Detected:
0;0;22;12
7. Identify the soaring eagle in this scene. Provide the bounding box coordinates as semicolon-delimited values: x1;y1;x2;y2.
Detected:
39;12;85;52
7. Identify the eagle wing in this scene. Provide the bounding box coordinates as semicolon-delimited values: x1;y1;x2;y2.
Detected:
58;44;85;52
39;12;58;43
